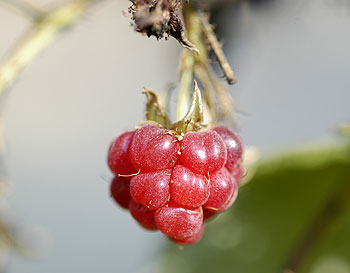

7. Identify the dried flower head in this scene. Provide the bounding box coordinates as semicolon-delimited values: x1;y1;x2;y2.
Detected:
129;0;198;52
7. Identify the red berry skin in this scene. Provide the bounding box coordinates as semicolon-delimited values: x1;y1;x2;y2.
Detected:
169;223;205;245
170;165;209;208
180;131;227;175
213;126;243;174
110;176;131;209
155;204;203;240
129;199;157;231
204;168;235;212
219;179;239;212
130;170;171;210
130;125;159;168
108;131;136;176
231;163;244;184
130;125;179;172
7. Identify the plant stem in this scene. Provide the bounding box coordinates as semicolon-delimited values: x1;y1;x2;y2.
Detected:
176;51;194;120
176;5;206;121
0;0;101;98
198;10;236;85
0;0;44;19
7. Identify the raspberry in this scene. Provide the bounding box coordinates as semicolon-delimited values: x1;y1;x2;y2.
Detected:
110;176;131;209
169;223;205;245
204;168;235;212
108;131;136;176
107;124;244;244
130;125;179;172
170;165;209;208
180;131;227;175
154;203;203;240
231;162;244;184
129;199;157;230
219;180;239;212
130;169;171;210
213;126;243;174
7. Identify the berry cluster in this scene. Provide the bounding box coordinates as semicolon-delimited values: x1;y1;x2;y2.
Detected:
108;124;243;244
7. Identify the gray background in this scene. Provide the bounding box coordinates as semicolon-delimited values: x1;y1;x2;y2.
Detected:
0;0;349;272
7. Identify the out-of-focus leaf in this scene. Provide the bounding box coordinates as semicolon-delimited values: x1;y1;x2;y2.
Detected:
161;141;350;273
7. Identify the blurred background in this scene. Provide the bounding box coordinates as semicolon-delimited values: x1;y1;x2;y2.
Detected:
0;0;349;273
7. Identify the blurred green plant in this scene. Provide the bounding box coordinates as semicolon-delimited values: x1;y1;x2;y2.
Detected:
161;141;350;273
0;0;105;98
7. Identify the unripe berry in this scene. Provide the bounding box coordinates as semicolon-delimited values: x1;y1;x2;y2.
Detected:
129;199;157;230
110;176;131;209
130;170;171;210
108;131;136;176
155;203;203;240
170;165;209;208
180;131;227;175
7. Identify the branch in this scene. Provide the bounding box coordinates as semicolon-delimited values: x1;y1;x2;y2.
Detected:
0;0;44;19
0;0;103;98
198;10;236;85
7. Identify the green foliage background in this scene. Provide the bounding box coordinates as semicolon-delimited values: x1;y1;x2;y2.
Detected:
162;141;350;273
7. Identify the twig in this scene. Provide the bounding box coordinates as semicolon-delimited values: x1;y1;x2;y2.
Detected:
0;0;102;98
198;10;236;85
205;63;238;127
0;0;45;19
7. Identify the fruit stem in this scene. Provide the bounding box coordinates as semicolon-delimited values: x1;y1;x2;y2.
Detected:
176;4;205;121
176;51;194;121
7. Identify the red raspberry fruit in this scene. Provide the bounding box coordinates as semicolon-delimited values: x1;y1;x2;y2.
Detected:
169;223;205;245
231;162;244;184
219;180;239;212
130;169;171;210
170;165;209;208
110;176;131;209
107;124;244;244
204;168;236;212
180;131;227;175
154;203;203;240
108;131;136;176
130;125;178;172
213;126;243;174
129;199;157;230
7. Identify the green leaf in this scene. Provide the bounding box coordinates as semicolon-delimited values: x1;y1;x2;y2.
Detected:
161;141;350;273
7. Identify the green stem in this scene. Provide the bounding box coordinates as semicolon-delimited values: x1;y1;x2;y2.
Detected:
176;5;206;121
0;0;101;98
176;51;194;120
0;0;44;19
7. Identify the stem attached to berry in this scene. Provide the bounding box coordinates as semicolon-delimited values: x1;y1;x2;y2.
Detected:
171;80;204;134
175;3;238;130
